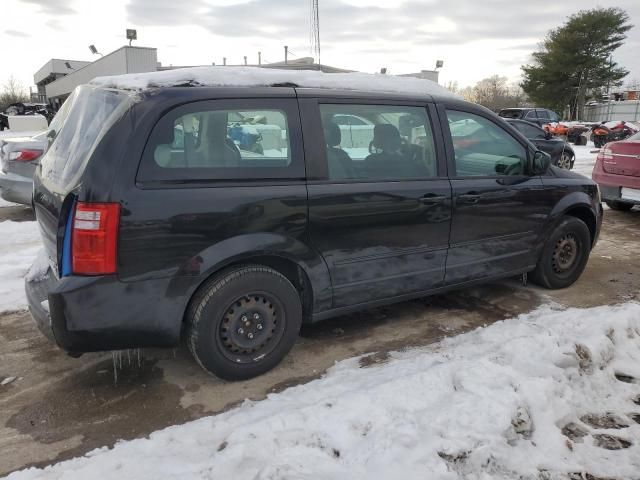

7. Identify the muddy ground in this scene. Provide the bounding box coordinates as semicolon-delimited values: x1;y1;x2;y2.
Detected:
1;205;639;476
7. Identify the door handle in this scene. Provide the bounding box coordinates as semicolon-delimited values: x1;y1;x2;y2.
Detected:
419;195;447;204
457;193;480;204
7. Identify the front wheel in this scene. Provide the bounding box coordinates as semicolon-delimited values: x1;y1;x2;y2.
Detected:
557;152;573;169
186;265;302;380
605;200;634;211
531;216;591;289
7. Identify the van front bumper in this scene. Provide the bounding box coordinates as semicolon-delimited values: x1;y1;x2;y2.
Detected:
25;267;185;353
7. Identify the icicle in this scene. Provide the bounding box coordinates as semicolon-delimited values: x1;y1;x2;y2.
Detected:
127;349;131;366
137;348;141;368
112;352;118;385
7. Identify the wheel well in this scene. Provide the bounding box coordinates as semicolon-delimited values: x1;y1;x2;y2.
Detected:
564;206;596;247
184;255;314;327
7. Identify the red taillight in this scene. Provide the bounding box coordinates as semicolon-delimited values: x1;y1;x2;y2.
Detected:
9;149;43;162
71;202;120;275
601;146;614;160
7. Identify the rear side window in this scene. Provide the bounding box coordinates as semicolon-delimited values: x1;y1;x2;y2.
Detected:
139;99;302;182
319;104;437;180
40;85;134;192
498;109;523;119
537;110;550;120
524;110;537;120
447;110;527;177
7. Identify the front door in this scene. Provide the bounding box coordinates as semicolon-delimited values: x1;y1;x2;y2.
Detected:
300;98;452;308
441;107;550;284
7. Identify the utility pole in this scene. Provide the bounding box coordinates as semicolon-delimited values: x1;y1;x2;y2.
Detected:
223;57;227;66
244;56;247;66
284;45;288;64
310;0;321;67
258;51;262;65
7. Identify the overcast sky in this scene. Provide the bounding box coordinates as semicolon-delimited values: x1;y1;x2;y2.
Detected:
2;0;639;93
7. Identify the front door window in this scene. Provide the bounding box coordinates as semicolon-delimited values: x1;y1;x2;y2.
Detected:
447;110;527;177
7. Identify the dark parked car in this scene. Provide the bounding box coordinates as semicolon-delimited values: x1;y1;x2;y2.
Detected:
592;130;640;210
26;72;603;380
498;108;560;127
505;119;575;169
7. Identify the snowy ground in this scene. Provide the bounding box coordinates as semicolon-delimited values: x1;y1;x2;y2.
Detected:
6;303;640;480
0;219;41;312
571;143;598;178
0;198;19;208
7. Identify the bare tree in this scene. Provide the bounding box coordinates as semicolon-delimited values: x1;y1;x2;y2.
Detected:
460;75;529;112
0;76;29;112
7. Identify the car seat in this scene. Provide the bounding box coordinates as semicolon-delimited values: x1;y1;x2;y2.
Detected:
324;121;354;179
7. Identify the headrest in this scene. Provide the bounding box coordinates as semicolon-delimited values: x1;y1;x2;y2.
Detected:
154;144;172;167
324;121;341;147
372;124;401;152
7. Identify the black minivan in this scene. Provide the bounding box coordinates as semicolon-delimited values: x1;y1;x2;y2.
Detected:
27;70;602;380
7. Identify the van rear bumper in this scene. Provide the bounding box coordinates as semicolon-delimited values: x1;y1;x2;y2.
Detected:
25;267;185;353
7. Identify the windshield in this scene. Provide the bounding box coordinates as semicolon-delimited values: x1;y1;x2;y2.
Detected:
39;85;135;192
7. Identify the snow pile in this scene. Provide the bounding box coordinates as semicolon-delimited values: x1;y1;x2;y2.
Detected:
0;220;42;312
90;66;457;98
0;198;19;208
8;303;640;479
0;130;40;141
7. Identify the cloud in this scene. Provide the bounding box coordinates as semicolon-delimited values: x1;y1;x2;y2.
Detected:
5;29;30;38
124;0;606;47
21;0;76;15
122;0;639;82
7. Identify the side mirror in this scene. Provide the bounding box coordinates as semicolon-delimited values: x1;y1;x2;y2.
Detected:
532;150;551;175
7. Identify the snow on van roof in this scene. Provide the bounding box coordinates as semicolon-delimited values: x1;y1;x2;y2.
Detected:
90;66;457;98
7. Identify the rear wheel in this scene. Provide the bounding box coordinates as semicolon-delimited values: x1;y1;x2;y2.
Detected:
186;265;302;380
605;200;634;211
531;216;591;289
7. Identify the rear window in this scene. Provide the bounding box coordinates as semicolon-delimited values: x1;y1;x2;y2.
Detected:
40;85;134;192
498;109;523;119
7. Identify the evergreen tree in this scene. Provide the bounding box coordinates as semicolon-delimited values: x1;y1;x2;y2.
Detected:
521;8;632;120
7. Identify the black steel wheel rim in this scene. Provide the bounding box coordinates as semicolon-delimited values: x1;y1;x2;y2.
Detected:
552;233;579;275
216;292;286;364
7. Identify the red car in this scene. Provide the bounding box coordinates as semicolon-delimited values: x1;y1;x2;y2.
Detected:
592;130;640;210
